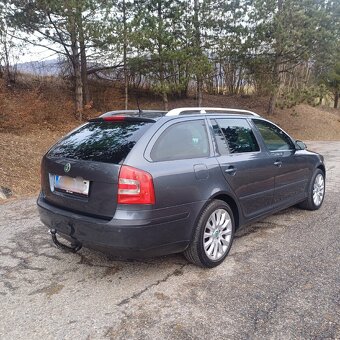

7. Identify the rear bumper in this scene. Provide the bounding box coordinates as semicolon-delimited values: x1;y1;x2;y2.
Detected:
37;193;203;258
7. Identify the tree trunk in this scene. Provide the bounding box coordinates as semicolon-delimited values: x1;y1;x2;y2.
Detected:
162;91;168;111
159;59;168;110
197;78;203;107
194;0;202;106
268;56;281;115
268;0;283;115
334;90;339;109
123;0;128;110
70;22;83;117
236;67;243;94
3;34;11;87
79;33;89;106
157;0;168;111
77;6;89;107
268;87;279;115
73;51;83;118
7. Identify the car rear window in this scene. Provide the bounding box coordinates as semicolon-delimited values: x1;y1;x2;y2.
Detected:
47;121;152;164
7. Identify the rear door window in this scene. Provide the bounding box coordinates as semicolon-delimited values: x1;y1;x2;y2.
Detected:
214;118;260;154
47;121;152;164
150;120;210;161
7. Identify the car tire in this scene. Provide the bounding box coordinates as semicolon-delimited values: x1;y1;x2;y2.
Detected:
184;200;235;268
298;169;325;211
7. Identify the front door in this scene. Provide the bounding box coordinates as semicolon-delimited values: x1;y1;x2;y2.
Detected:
252;119;310;207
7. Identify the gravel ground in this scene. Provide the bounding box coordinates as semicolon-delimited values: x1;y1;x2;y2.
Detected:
0;141;339;339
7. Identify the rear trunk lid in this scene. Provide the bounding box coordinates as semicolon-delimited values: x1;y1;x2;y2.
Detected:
41;119;154;219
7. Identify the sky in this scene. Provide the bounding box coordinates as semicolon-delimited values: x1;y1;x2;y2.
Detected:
17;43;59;63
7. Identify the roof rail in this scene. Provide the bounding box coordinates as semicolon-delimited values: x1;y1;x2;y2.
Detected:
100;110;167;118
165;107;260;117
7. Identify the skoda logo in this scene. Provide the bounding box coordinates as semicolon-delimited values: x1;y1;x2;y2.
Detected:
64;163;71;173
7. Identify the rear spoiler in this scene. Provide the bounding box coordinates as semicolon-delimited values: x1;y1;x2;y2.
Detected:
89;116;155;123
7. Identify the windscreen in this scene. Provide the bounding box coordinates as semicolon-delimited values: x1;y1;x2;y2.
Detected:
47;121;152;164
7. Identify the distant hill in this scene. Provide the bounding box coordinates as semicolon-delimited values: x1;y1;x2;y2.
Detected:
16;59;62;76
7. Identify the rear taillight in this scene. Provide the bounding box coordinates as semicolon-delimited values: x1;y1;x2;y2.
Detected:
118;165;155;204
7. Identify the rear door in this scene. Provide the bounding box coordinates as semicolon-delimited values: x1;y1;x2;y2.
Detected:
41;119;154;219
252;119;310;206
143;118;219;208
210;118;275;219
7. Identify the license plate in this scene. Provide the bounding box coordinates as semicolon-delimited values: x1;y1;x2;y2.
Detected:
49;174;90;197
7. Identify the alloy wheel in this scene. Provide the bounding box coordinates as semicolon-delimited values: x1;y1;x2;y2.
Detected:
313;173;325;207
203;208;232;261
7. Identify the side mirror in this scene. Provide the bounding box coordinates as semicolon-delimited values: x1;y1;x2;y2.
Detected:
296;140;307;150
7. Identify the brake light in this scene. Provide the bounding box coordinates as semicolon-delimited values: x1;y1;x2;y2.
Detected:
103;116;125;121
118;165;155;204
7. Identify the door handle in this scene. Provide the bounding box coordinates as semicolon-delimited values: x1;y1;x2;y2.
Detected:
224;166;237;175
274;160;282;167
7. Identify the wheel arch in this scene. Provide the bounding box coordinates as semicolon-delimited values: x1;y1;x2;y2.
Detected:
184;193;239;267
210;193;241;230
317;164;326;178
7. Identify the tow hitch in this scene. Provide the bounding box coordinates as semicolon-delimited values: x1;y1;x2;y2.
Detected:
49;229;82;253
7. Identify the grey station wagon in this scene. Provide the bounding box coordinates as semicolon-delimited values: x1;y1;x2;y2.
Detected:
37;107;326;267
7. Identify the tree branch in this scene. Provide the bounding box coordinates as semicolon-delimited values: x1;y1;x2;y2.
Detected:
87;63;124;75
46;12;72;60
5;31;68;56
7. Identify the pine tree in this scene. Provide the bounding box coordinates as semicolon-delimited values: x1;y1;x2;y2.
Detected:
249;0;332;114
7;0;109;116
